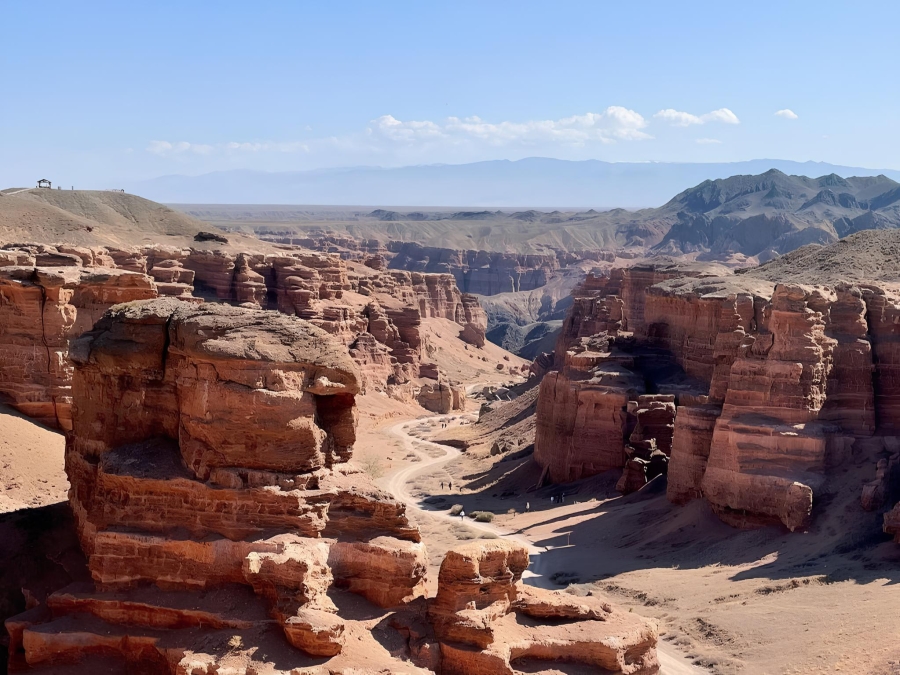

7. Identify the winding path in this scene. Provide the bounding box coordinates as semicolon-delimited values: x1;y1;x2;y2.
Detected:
383;414;705;675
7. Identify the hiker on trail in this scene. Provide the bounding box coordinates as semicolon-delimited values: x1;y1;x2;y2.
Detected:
550;495;555;504
441;481;445;490
526;501;530;512
460;509;465;521
448;481;452;490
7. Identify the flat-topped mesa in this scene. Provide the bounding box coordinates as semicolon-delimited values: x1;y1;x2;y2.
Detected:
423;541;659;675
18;298;428;669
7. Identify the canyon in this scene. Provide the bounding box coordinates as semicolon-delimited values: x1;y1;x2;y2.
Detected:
4;182;900;674
3;297;658;674
533;230;900;536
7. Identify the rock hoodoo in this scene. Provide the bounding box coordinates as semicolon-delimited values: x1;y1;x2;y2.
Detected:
7;299;428;672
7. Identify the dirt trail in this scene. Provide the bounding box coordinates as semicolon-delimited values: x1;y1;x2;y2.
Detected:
382;414;704;675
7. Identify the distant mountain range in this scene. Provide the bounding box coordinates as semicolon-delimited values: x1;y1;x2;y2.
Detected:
177;169;900;260
129;158;900;209
654;170;900;258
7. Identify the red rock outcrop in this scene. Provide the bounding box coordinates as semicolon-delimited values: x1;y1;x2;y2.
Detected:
423;541;659;675
535;334;645;483
885;502;900;542
0;263;157;429
537;246;900;531
0;241;493;421
6;298;428;671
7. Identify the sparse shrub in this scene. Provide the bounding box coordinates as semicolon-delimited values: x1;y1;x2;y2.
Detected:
470;511;494;522
449;504;464;516
359;455;384;479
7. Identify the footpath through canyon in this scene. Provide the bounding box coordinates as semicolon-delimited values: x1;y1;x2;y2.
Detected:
382;413;704;675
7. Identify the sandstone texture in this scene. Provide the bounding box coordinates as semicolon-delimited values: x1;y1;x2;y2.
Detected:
388;242;560;295
0;259;157;428
5;297;655;673
6;298;429;672
0;241;495;428
422;541;658;675
535;232;900;532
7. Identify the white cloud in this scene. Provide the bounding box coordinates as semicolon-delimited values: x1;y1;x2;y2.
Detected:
370;115;446;142
146;140;213;156
775;109;798;120
695;138;722;144
225;141;309;153
369;107;652;146
654;108;740;127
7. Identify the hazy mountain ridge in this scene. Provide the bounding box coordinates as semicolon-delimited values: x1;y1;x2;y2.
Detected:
176;169;900;260
654;169;900;258
133;158;900;208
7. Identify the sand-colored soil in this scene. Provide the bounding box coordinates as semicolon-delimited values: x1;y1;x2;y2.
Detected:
371;410;900;675
0;405;67;514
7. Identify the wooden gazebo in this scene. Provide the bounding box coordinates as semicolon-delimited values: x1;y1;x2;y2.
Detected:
37;179;51;189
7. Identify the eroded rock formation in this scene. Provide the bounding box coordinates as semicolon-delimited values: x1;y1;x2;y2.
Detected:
0;262;157;429
420;540;659;675
534;238;900;532
7;298;428;672
0;242;492;426
388;242;560;295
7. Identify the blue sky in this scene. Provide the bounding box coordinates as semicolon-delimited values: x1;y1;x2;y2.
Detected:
2;1;898;187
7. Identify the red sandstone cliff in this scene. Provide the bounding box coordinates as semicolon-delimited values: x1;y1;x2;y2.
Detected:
0;263;157;429
7;299;428;671
0;242;493;425
4;300;655;673
534;243;900;532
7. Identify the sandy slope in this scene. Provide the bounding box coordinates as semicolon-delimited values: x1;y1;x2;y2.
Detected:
0;188;270;251
0;405;67;514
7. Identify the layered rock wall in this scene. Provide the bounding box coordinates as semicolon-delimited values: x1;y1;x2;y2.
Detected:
422;541;659;675
536;257;900;531
0;261;157;428
0;242;490;424
388;242;560;295
8;299;428;671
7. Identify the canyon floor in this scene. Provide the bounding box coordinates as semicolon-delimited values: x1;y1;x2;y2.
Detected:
357;398;900;675
4;388;900;674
